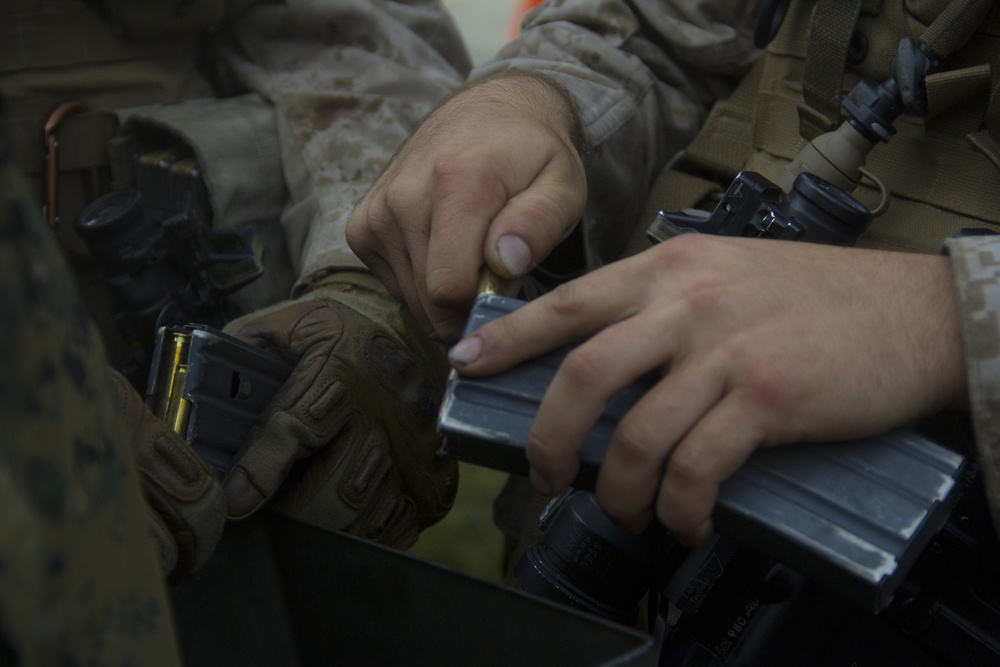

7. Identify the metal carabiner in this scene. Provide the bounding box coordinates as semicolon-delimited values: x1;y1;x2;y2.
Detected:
42;99;103;229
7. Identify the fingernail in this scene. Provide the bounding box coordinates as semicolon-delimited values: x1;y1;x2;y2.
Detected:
529;467;556;497
494;235;532;277
448;335;482;366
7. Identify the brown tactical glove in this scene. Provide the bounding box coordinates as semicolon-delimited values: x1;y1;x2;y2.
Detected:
221;271;458;549
110;369;226;584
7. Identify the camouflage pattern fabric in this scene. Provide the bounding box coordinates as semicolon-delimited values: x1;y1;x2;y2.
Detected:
215;0;472;290
946;235;1000;537
0;116;181;664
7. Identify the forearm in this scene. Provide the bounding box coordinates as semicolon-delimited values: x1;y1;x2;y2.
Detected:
472;0;762;267
216;0;471;288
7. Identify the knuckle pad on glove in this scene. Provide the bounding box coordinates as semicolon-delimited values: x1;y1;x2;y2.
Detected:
245;377;352;473
138;435;226;581
142;432;215;500
271;416;384;512
340;434;392;510
112;369;225;581
227;300;342;360
300;375;350;428
355;491;420;549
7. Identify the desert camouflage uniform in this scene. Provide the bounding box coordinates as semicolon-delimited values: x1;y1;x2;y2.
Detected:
0;110;181;665
483;0;1000;539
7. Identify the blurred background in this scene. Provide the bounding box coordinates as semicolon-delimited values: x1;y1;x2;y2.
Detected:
406;0;533;583
442;0;523;65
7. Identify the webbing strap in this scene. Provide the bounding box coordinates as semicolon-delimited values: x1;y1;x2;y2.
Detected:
639;0;1000;258
920;0;997;57
969;129;1000;169
799;0;865;139
925;63;993;117
967;61;1000;169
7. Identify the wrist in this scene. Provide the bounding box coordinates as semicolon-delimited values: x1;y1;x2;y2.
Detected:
440;68;585;157
931;256;969;413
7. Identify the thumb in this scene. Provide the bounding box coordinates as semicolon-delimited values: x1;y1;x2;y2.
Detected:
484;154;586;280
221;410;303;520
222;377;351;519
220;300;352;519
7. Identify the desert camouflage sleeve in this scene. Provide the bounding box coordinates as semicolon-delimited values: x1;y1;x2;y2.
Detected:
216;0;472;292
1;113;182;666
945;235;1000;535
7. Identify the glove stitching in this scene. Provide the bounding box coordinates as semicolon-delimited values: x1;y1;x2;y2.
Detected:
339;412;392;510
135;438;215;503
296;375;350;439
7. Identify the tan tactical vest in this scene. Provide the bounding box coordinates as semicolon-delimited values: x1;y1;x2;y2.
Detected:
642;0;1000;255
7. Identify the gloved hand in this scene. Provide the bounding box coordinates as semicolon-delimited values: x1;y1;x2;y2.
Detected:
221;271;458;549
110;369;226;583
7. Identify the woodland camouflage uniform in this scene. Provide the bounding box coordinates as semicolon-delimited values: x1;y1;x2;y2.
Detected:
1;107;181;665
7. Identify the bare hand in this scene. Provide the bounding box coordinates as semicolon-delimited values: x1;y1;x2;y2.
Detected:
346;70;587;342
448;235;967;545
